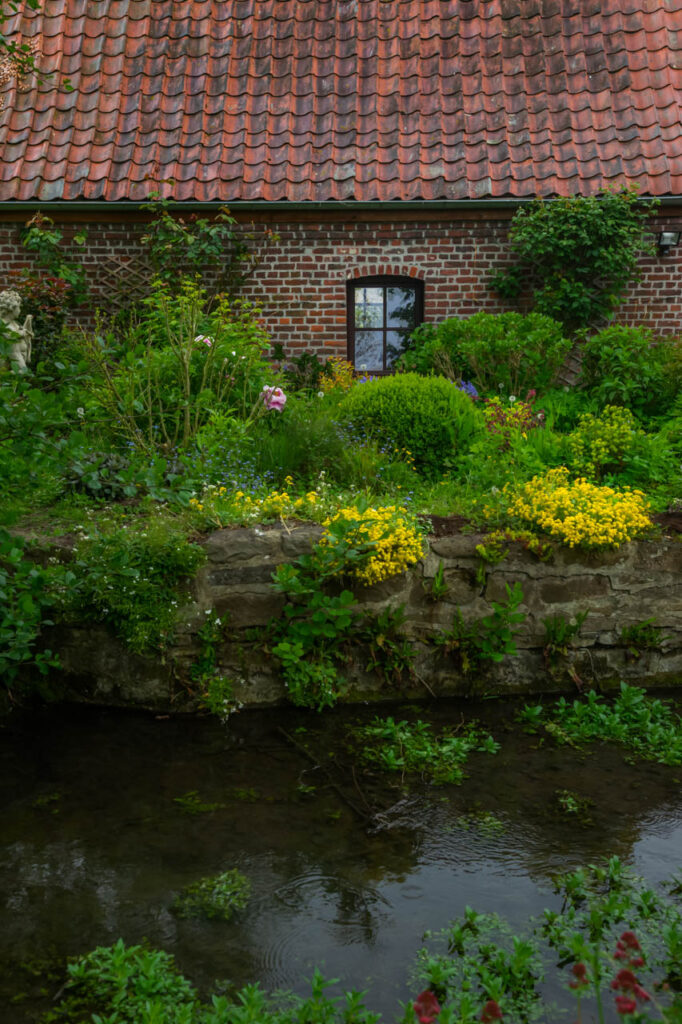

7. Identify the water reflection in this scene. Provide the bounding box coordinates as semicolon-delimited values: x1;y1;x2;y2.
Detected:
0;702;681;1019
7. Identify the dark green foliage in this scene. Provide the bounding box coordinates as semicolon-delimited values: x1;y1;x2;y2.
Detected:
13;212;88;362
580;325;674;416
398;312;570;396
353;716;499;785
172;868;251;921
277;348;326;394
51;941;382;1024
65;450;138;500
542;611;588;664
620;619;669;660
62;526;206;653
140;196;275;295
517;683;682;765
0;528;59;695
339;373;481;476
415;858;682;1023
434;582;526;673
355;603;416;683
64;447;194;504
491;189;657;332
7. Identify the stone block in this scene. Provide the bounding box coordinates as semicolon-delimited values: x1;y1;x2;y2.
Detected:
202;527;285;565
538;574;612;605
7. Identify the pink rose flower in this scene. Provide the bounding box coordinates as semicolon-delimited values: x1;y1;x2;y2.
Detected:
262;385;287;412
195;335;213;347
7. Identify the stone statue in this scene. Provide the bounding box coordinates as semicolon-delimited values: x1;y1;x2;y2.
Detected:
0;289;33;371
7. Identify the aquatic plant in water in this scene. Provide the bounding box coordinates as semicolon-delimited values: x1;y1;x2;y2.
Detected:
517;683;682;765
171;868;251;921
353;716;499;785
45;859;682;1024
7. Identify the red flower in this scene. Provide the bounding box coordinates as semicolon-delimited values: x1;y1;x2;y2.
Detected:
611;969;637;992
480;1000;503;1022
614;995;638;1015
569;962;589;990
620;931;641;950
413;990;441;1024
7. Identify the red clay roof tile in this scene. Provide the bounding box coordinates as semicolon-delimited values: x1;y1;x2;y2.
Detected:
0;1;681;202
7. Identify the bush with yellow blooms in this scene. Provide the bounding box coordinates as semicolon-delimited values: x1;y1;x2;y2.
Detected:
320;505;425;586
492;467;652;549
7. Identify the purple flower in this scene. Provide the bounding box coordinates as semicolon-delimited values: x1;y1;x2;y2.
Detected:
457;380;479;400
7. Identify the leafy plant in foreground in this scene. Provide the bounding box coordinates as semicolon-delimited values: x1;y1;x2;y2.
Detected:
51;943;382;1024
414;859;682;1024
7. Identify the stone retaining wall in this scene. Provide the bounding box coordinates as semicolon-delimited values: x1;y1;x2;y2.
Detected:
44;526;682;711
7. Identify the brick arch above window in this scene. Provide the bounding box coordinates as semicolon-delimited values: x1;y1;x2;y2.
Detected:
345;265;426;282
347;274;424;373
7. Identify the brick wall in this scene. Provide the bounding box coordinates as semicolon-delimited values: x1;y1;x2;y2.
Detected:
0;208;680;359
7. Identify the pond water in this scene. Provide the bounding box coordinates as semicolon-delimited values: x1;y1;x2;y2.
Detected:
1;699;681;1021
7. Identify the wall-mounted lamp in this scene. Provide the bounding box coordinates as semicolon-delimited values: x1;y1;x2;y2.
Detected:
658;230;681;255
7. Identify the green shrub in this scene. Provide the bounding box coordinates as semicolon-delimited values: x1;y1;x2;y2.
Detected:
82;279;272;453
491;188;657;331
580;325;672;416
339;373;482;476
0;528;59;696
62;524;206;652
398;312;570;397
566;405;642;480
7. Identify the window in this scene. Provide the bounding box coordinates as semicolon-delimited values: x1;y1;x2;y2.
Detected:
347;276;424;372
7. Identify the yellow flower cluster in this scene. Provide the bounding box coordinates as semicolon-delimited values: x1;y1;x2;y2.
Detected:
567;405;641;480
190;482;319;525
497;467;652;549
234;488;318;519
321;505;424;585
320;356;356;393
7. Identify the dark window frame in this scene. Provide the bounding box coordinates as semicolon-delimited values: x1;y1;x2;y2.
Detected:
346;275;424;373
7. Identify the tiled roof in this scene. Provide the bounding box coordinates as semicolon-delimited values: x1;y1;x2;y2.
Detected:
0;0;681;203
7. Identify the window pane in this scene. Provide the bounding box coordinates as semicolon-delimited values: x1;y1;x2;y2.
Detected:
386;286;416;329
386;329;411;367
354;286;384;328
355;330;384;372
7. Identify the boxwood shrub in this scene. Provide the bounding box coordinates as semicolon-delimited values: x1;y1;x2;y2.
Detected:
339;373;482;477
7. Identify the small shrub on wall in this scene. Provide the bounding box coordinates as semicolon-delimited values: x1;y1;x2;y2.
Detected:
339;373;482;477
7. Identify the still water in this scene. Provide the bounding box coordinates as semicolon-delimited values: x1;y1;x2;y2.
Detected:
1;700;681;1019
